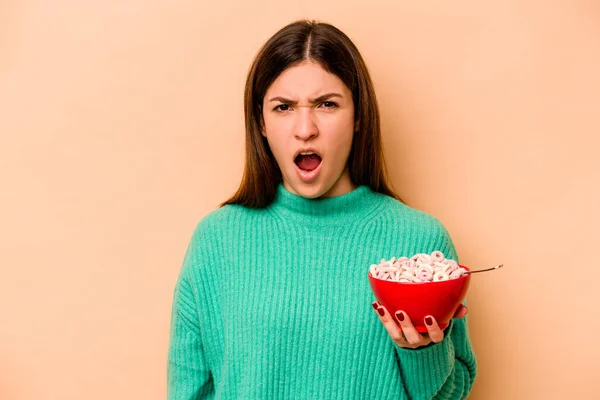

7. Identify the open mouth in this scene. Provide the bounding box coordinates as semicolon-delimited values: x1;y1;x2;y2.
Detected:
294;152;322;172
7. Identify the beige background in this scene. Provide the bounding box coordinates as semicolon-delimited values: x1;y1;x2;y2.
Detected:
1;1;599;399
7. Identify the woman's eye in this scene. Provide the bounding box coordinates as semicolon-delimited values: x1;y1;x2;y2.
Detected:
274;102;337;112
274;104;291;112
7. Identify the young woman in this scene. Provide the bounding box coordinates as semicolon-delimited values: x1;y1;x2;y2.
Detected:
167;20;477;400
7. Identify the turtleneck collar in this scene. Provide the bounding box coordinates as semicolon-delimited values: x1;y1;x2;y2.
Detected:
267;183;385;226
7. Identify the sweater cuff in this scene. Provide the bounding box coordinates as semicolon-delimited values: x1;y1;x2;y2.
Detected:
394;320;456;389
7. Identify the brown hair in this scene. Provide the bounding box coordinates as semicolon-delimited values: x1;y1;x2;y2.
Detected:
221;19;403;208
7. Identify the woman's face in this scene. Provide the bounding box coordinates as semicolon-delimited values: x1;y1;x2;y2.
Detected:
262;60;357;199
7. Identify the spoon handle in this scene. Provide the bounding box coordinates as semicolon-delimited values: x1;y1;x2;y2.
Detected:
465;264;504;274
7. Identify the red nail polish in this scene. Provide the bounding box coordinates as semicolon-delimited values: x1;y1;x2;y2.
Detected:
372;302;378;310
425;316;433;326
396;311;405;322
377;307;385;317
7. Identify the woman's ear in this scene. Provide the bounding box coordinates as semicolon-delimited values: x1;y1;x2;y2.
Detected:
259;105;267;137
260;119;267;138
354;119;360;132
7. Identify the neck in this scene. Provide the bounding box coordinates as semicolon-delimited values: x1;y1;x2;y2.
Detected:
267;183;385;227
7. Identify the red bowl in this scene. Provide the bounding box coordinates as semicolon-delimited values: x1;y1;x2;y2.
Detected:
368;265;471;333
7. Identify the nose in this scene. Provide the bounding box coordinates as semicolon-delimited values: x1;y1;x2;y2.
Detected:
294;107;319;141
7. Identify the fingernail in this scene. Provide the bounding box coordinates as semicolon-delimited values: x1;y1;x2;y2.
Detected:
396;311;405;322
372;301;378;310
425;316;433;326
377;307;385;317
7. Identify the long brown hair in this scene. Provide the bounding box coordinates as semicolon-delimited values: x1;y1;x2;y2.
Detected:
221;19;403;208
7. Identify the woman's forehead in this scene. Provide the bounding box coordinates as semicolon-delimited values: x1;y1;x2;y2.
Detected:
266;61;349;98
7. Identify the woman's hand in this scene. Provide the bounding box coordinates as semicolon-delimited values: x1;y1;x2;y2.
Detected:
372;301;468;349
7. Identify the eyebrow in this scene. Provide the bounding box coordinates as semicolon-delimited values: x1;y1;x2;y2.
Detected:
267;92;344;104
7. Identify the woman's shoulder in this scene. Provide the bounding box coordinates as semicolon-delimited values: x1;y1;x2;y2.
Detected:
375;193;450;235
190;203;264;237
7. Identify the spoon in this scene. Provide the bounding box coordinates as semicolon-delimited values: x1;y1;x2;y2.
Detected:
464;264;503;274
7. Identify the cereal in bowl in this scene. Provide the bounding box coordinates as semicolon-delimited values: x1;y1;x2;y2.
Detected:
369;251;468;283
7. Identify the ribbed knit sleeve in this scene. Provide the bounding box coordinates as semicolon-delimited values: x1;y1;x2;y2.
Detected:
393;222;477;400
167;232;214;400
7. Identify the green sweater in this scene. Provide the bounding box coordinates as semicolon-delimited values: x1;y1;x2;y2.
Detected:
167;184;477;399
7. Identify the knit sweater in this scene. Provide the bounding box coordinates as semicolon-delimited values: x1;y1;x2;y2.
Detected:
167;183;477;400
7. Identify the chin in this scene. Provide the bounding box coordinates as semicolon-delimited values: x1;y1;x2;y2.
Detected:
285;179;329;199
298;185;327;199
